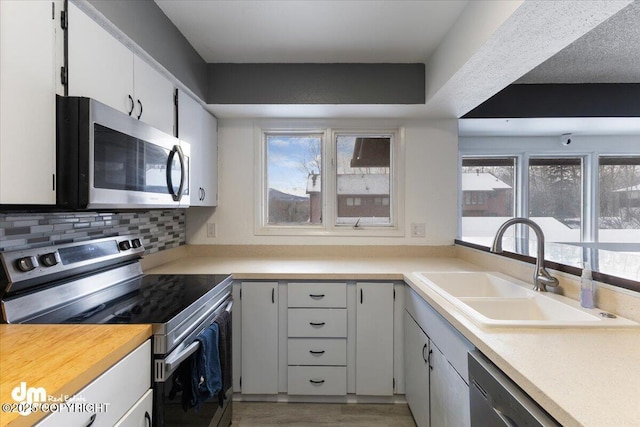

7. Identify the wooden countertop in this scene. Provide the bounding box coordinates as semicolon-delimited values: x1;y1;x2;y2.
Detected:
0;324;151;427
146;249;640;427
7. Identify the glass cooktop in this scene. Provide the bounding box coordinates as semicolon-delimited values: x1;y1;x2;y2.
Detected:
24;274;232;325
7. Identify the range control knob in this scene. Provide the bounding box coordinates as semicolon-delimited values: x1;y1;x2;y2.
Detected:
118;240;132;251
40;252;60;267
16;256;39;272
131;238;142;249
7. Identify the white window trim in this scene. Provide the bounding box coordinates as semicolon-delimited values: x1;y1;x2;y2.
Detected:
255;126;405;237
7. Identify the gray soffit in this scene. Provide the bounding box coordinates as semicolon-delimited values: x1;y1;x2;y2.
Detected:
207;63;425;104
517;1;640;84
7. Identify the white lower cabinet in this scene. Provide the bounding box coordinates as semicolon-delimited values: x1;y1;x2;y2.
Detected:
404;311;430;427
287;366;347;396
287;282;348;396
355;282;394;396
240;282;279;394
113;389;152;427
37;340;151;427
430;343;470;427
404;286;473;427
236;280;397;399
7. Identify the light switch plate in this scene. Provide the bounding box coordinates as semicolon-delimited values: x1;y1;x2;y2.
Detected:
207;222;216;238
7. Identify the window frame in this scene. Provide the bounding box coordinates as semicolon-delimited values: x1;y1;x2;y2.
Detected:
256;126;404;237
458;135;639;271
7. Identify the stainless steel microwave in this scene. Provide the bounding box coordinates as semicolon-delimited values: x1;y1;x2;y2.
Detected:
56;96;189;209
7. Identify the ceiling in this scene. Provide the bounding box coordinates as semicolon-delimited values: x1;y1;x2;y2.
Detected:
154;0;469;63
154;1;636;123
517;0;640;84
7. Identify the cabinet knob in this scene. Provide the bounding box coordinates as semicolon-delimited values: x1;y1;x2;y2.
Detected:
309;322;326;327
137;99;143;119
128;94;134;115
309;379;325;385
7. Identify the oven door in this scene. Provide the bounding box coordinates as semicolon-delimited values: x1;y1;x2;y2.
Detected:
153;296;232;427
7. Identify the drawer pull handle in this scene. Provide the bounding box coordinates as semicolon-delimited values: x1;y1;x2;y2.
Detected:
309;322;326;327
309;379;325;385
85;413;97;427
309;294;325;299
309;350;326;355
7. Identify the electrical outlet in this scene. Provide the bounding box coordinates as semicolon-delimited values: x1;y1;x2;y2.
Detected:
206;223;217;238
410;223;426;238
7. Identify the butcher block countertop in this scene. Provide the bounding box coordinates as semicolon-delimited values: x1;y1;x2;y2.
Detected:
0;324;151;427
144;245;640;427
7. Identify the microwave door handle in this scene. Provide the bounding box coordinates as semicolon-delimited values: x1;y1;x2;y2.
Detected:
166;145;185;202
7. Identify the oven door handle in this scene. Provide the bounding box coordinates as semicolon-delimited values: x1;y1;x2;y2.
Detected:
164;341;200;375
157;299;233;381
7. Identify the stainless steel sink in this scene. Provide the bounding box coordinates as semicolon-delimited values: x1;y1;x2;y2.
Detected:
412;271;639;328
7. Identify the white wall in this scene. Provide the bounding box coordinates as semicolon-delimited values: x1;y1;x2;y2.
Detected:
187;118;459;246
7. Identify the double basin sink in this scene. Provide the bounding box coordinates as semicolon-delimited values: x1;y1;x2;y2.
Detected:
412;271;638;328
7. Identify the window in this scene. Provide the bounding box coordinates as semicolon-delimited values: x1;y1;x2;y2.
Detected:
336;134;391;226
599;156;640;243
259;128;402;235
528;157;582;245
265;133;323;225
460;157;516;247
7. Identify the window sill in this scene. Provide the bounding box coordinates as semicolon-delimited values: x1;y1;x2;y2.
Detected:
455;239;640;293
255;225;405;238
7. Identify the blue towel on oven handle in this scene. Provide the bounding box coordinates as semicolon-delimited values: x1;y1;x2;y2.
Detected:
192;323;222;410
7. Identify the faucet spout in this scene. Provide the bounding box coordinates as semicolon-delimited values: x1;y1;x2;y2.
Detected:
490;218;559;292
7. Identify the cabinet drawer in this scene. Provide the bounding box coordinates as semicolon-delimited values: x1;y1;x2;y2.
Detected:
288;366;347;395
36;340;150;427
288;338;346;366
288;283;347;308
114;389;152;427
288;309;347;337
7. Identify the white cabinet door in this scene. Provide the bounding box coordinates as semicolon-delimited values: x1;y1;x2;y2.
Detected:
241;282;279;394
404;311;430;427
133;56;175;135
430;343;471;427
355;282;394;395
199;109;218;206
0;0;61;204
68;3;175;134
177;90;217;206
67;2;134;115
37;341;150;427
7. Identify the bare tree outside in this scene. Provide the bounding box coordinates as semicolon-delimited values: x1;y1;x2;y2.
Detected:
599;157;640;240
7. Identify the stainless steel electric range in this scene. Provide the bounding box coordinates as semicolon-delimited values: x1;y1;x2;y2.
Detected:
0;235;232;427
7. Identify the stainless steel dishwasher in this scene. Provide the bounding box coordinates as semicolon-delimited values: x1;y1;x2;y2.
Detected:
468;350;561;427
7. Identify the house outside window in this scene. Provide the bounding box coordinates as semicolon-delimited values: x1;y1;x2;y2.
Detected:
258;128;403;236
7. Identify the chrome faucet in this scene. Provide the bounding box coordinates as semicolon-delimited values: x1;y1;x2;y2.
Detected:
491;218;559;292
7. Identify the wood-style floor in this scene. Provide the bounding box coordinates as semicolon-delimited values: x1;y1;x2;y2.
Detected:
231;402;417;426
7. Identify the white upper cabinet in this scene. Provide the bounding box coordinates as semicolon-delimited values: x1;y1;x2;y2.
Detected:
0;0;63;205
133;56;176;136
177;90;218;207
67;2;175;135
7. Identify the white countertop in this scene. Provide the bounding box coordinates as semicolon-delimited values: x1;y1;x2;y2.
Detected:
146;251;640;427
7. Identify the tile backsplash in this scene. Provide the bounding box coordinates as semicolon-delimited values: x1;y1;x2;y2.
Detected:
0;210;185;254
